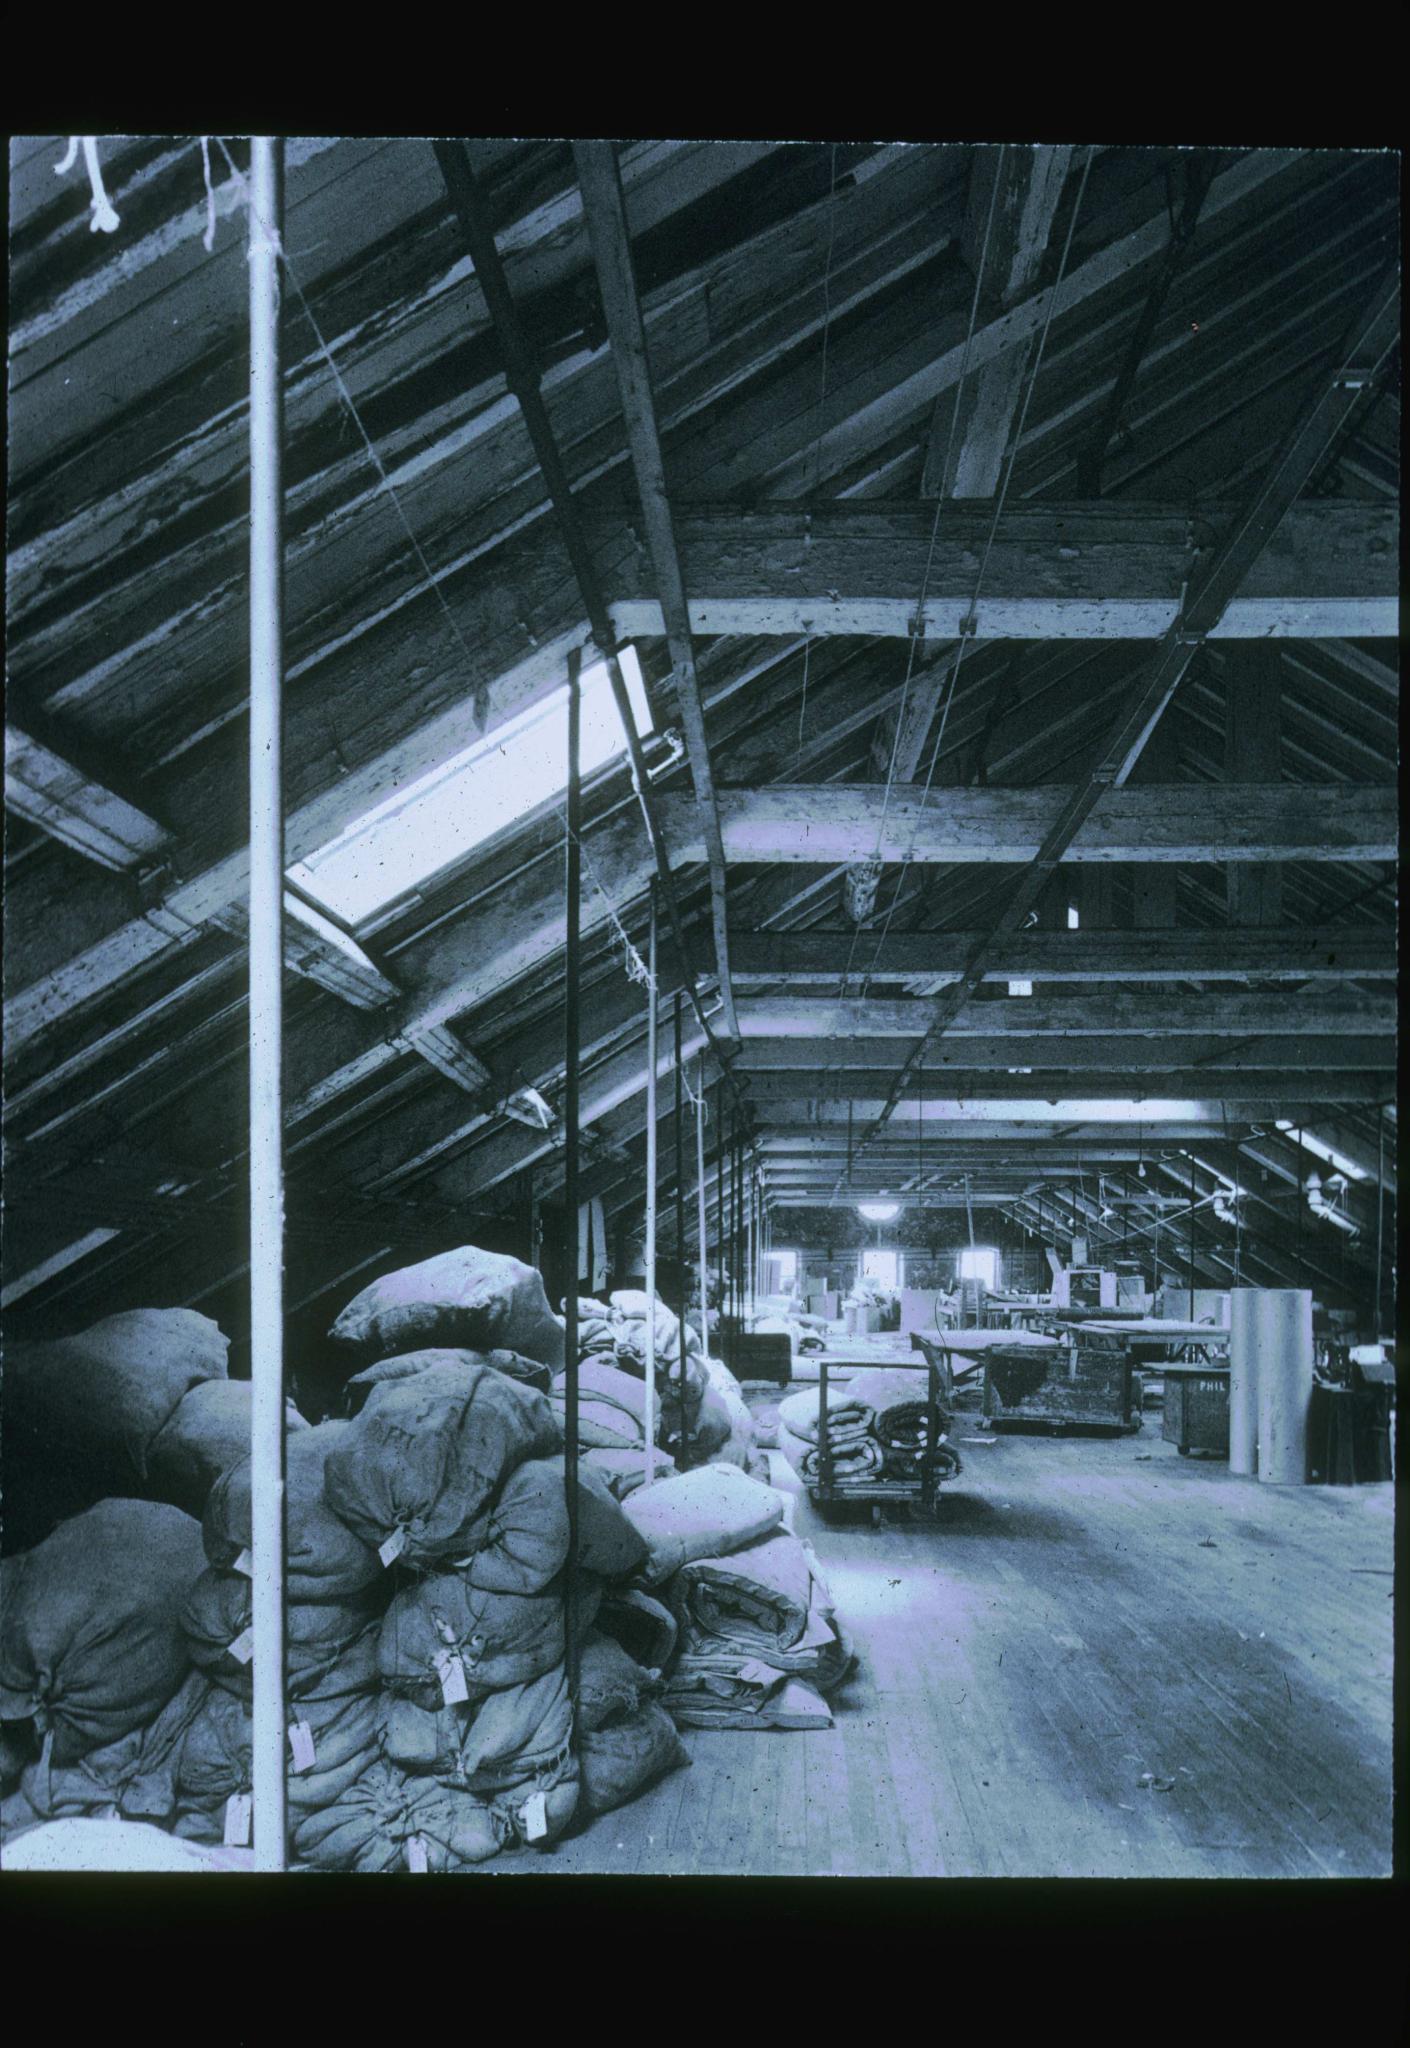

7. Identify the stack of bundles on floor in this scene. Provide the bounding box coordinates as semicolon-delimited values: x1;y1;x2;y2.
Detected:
619;1464;786;1589
777;1369;960;1485
561;1290;753;1475
1;1310;231;1551
0;1500;208;1845
547;1359;679;1498
205;1423;384;1600
343;1346;550;1416
663;1531;854;1730
329;1247;566;1374
147;1379;310;1518
575;1629;689;1817
172;1688;381;1842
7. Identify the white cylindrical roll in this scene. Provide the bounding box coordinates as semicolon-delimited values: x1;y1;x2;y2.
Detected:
1254;1290;1314;1486
1228;1289;1261;1476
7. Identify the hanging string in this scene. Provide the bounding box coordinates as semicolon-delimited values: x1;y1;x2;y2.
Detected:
199;136;219;252
55;135;120;234
215;137;648;991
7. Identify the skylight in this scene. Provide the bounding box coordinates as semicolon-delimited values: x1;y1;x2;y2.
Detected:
288;648;652;928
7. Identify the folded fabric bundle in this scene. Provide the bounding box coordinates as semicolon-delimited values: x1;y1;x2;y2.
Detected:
173;1687;380;1842
6;1671;210;1838
667;1530;853;1694
2;1310;231;1550
663;1672;835;1731
291;1759;510;1872
322;1357;561;1569
379;1664;574;1797
777;1382;874;1446
205;1423;382;1600
329;1247;566;1371
449;1457;647;1595
147;1380;309;1518
572;1300;617;1357
594;1587;678;1671
180;1569;383;1701
378;1571;602;1707
579;1702;689;1817
621;1464;785;1587
581;1447;676;1499
0;1499;207;1765
343;1346;551;1416
778;1422;886;1484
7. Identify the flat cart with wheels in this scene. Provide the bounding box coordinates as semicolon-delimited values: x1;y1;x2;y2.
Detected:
809;1346;960;1523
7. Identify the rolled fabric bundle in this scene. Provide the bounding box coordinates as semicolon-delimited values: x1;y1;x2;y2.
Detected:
595;1587;678;1671
0;1499;206;1766
291;1759;509;1872
329;1246;566;1371
204;1423;382;1600
378;1571;602;1708
147;1381;309;1518
777;1382;873;1447
343;1346;551;1416
322;1358;560;1569
667;1530;853;1693
778;1422;886;1485
621;1464;785;1587
10;1671;210;1835
180;1569;383;1701
581;1446;676;1500
173;1688;380;1842
579;1701;688;1817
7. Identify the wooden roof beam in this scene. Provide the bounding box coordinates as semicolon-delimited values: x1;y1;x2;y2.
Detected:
723;925;1397;982
5;723;172;872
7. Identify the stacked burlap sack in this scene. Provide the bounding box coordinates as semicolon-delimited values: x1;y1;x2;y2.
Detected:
617;1465;855;1731
0;1499;211;1841
311;1249;690;1866
562;1290;759;1483
777;1368;962;1486
1;1308;308;1551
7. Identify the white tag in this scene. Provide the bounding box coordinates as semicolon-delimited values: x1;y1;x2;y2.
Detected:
521;1790;548;1843
737;1658;788;1690
434;1647;469;1706
288;1720;316;1774
405;1833;428;1873
228;1626;255;1666
378;1527;408;1568
232;1549;253;1577
224;1792;252;1846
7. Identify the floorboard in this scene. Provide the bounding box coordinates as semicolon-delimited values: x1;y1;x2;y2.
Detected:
497;1427;1393;1878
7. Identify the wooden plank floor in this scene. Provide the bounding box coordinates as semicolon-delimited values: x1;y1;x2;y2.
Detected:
503;1428;1394;1878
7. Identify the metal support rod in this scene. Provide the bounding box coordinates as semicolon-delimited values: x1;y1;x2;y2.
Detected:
1375;1112;1384;1335
696;1055;709;1372
562;650;583;1714
1189;1153;1197;1303
674;991;687;1469
247;134;288;1876
643;884;659;1485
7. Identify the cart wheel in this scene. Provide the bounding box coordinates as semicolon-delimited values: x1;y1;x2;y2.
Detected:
871;1504;885;1528
1177;1445;1191;1457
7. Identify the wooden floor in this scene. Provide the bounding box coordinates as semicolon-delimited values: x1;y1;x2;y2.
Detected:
512;1425;1394;1878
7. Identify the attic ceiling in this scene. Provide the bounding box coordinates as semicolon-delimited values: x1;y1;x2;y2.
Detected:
3;135;1399;1344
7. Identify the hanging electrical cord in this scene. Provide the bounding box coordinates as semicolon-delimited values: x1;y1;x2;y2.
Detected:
797;146;841;774
213;139;652;991
54;135;120;233
855;147;1096;1003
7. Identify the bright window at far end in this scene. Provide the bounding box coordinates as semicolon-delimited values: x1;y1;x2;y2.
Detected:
860;1248;902;1291
288;647;652;928
1066;903;1080;929
957;1246;1000;1289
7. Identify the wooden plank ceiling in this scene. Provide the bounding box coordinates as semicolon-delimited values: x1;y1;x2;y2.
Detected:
3;135;1399;1343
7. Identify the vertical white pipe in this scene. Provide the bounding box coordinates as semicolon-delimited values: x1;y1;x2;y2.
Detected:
247;135;287;1873
642;893;658;1485
1255;1289;1314;1486
1227;1288;1260;1476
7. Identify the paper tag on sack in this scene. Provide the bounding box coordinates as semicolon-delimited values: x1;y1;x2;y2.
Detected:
288;1720;316;1774
224;1792;252;1847
378;1527;408;1568
405;1833;429;1873
232;1549;253;1577
227;1626;255;1666
434;1646;469;1706
521;1790;548;1843
737;1658;788;1690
